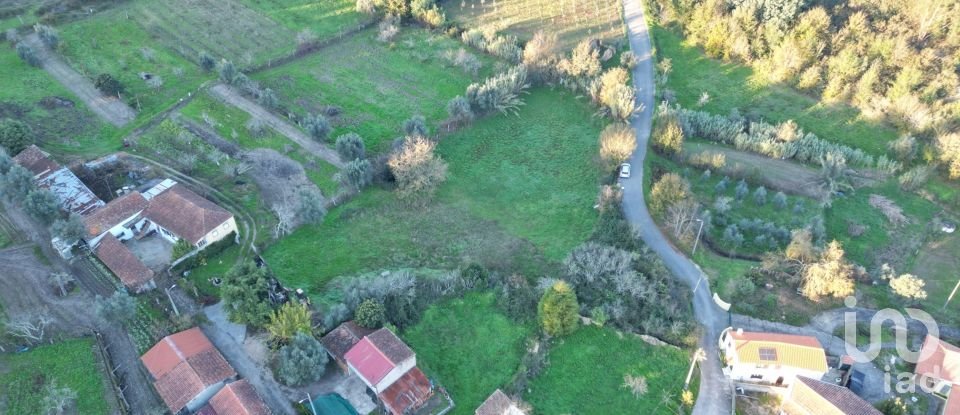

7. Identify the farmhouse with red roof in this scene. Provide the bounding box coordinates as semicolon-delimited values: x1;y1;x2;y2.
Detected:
786;376;881;415
141;327;237;414
915;335;960;414
198;379;273;415
720;328;829;387
343;327;437;414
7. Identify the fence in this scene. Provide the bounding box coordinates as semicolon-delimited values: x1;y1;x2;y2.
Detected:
92;331;131;415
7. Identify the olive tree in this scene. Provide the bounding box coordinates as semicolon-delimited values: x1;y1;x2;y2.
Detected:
337;158;373;190
335;133;365;161
1;164;35;200
25;189;60;224
303;114;332;142
51;213;85;242
0;119;33;154
402;114;428;137
276;332;328;386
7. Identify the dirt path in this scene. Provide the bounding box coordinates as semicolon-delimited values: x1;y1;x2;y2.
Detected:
684;141;826;199
208;84;345;168
23;33;136;127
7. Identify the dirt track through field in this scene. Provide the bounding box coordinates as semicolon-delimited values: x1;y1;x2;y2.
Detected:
209;84;345;168
684;141;827;199
23;33;136;127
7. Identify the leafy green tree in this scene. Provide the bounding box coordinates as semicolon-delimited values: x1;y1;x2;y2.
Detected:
303;114;332;142
338;158;373;190
402;114;428;137
94;291;136;326
388;136;448;204
753;186;767;205
222;262;274;326
15;42;40;67
0;119;33;154
801;241;855;301
199;51;216;71
266;302;312;344
773;192;787;209
537;280;579;337
335;133;365;161
171;239;193;260
217;59;237;84
1;164;35;200
276;332;328;386
0;148;11;175
94;74;124;96
649;173;691;213
355;299;385;328
25;189;60;224
384;0;409;17
51;213;86;243
599;123;637;169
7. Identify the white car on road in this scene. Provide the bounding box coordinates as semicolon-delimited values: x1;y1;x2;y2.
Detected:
619;163;631;178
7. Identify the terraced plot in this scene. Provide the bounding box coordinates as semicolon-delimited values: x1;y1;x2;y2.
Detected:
237;0;369;41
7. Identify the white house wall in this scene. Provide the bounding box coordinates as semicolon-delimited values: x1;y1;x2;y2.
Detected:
374;356;416;393
196;217;238;248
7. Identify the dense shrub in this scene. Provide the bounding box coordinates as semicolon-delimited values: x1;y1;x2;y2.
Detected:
446;95;474;125
402;114;428;137
276;333;327;386
599;123;636;169
15;42;39;67
0;119;33;155
538;281;579;337
388;136;448;203
199;51;216;71
355;299;386;328
337;158;373;190
650;173;690;213
465;66;530;115
221;262;274;327
94;74;124;96
898;165;934;191
460;27;521;62
652;105;684;156
335;133;366;161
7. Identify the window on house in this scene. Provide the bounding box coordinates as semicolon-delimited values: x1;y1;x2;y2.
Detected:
198;240;207;248
758;347;777;362
750;374;763;380
212;230;219;237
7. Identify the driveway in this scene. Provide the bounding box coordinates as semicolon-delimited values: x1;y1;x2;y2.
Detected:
619;0;734;413
203;302;295;415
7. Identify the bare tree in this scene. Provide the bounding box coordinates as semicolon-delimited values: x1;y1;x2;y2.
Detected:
41;380;77;415
6;312;54;344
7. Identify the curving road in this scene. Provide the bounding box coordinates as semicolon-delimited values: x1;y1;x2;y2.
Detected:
619;1;734;413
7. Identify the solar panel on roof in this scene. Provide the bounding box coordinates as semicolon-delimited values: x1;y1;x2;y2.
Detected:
759;347;778;361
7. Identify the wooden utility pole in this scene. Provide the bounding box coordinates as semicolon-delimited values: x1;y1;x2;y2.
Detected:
944;277;960;310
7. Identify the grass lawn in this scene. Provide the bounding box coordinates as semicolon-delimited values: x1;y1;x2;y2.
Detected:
183;244;243;299
825;180;938;267
525;325;689;414
265;89;601;298
438;88;604;259
0;338;112;415
132;0;296;68
0;47;119;157
237;0;370;41
445;0;625;52
179;94;340;195
58;5;211;121
403;292;531;415
263;188;556;302
653;27;898;156
911;234;960;327
255;26;494;153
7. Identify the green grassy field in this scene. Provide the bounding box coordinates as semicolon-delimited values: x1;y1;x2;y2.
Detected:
524;325;688;414
654;27;898;156
133;0;295;67
445;0;625;52
438;88;603;259
403;292;531;415
237;0;369;41
182;244;242;299
911;234;960;326
0;338;112;415
58;6;211;120
0;46;119;157
179;94;340;195
254;26;494;153
265;89;601;297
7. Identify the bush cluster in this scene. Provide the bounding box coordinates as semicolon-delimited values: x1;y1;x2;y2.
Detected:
670;105;901;172
460;27;522;62
465;66;529;115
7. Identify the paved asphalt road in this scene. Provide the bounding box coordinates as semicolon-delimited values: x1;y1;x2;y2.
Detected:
620;1;734;413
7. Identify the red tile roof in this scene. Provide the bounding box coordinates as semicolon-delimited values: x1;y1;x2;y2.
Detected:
94;235;154;290
791;376;881;415
208;380;272;415
476;389;524;415
143;184;233;244
84;192;149;238
915;335;960;383
945;386;960;415
141;328;236;413
345;337;395;386
13;145;60;179
321;321;376;363
345;328;415;387
379;367;433;415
